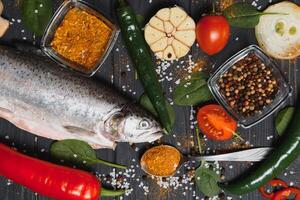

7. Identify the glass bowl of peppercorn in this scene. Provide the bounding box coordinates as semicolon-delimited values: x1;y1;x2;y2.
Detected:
208;45;290;128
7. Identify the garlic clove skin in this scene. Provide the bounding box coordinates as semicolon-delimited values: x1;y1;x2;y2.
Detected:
177;17;196;31
164;21;174;34
155;51;164;59
156;8;170;21
0;17;9;38
163;46;176;61
150;37;168;52
172;39;190;58
144;24;165;45
170;7;187;27
174;30;196;47
149;16;165;32
0;0;3;15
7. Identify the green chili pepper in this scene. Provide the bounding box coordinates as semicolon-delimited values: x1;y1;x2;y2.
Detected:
219;102;300;195
116;0;173;133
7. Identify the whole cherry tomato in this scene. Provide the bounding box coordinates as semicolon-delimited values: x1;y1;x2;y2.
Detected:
197;104;237;141
196;15;230;55
258;179;289;199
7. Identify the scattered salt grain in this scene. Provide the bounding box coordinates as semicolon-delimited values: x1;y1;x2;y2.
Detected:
7;180;12;186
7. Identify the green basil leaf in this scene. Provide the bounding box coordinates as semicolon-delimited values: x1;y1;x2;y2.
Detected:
275;107;295;136
173;72;213;106
195;165;221;197
223;2;279;28
139;93;175;126
50;139;126;169
21;0;53;36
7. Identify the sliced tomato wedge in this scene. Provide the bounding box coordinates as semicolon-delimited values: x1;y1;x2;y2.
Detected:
272;187;300;200
197;104;237;141
259;179;289;199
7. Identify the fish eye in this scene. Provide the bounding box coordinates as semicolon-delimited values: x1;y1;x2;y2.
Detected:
139;119;150;129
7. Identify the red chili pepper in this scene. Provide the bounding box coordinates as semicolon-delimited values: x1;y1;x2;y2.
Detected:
272;187;300;200
259;179;289;199
0;143;100;200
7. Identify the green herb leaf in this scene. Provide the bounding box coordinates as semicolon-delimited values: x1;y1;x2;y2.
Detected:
50;139;126;169
195;164;221;197
173;72;213;106
223;2;281;28
21;0;53;36
136;14;145;27
139;93;175;126
275;107;295;136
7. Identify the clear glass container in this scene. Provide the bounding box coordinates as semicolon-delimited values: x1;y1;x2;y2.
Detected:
208;45;290;128
41;0;119;77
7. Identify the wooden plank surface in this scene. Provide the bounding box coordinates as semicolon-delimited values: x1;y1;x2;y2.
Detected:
0;0;299;200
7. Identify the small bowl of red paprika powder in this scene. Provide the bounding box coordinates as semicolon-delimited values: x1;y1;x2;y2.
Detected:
208;45;290;128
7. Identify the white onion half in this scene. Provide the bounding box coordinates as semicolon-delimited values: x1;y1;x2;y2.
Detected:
255;1;300;59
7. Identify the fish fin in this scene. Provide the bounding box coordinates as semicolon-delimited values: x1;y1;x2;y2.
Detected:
63;125;96;137
0;107;14;119
63;125;117;149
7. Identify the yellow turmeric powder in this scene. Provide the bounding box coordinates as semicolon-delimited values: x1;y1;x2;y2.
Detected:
140;145;181;177
51;8;112;70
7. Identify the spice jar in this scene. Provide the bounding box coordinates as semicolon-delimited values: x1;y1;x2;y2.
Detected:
208;45;290;128
41;0;119;76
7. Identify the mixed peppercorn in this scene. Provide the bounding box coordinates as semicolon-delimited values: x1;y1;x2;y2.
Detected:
218;53;279;117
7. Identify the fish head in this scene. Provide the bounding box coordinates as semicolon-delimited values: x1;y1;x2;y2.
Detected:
101;104;163;144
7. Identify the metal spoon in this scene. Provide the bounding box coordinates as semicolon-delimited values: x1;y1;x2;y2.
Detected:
140;145;273;177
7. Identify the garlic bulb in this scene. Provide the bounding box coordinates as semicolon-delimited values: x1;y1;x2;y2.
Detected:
144;6;196;61
0;0;8;38
255;1;300;59
0;0;3;15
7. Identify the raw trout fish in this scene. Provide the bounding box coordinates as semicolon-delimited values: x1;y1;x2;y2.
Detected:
0;46;163;149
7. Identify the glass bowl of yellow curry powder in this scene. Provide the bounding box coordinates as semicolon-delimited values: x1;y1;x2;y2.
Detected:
41;0;119;76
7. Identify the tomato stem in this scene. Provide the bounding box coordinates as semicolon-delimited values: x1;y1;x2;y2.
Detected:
212;1;216;14
116;0;127;8
100;187;126;197
95;159;127;169
195;127;202;154
135;69;138;80
233;132;244;142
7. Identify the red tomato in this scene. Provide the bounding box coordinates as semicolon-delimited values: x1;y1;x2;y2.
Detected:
272;187;300;200
196;15;230;55
197;104;237;141
259;179;289;199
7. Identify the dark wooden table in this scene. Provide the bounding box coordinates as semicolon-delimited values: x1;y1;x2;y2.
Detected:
0;0;299;199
